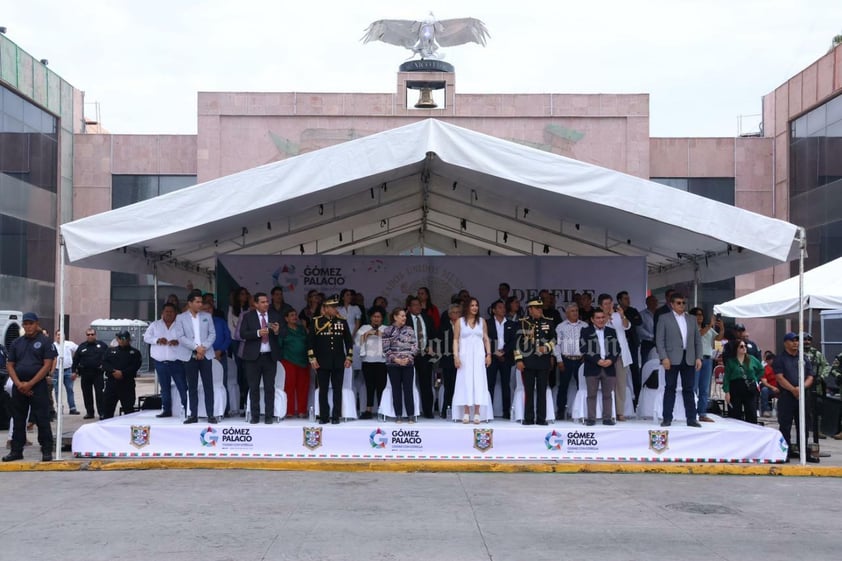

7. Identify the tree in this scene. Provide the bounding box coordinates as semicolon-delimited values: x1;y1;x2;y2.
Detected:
830;33;842;53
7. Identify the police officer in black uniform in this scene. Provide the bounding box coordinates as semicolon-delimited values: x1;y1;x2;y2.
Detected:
101;330;143;419
2;312;57;462
72;327;108;419
514;298;556;425
307;294;353;424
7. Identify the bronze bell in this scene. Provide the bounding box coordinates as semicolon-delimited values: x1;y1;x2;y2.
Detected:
414;88;437;109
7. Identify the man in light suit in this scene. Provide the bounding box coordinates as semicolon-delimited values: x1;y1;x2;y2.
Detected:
655;292;702;427
239;292;281;424
178;289;217;424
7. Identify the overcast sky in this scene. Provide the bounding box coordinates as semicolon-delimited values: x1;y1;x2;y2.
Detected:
5;0;842;137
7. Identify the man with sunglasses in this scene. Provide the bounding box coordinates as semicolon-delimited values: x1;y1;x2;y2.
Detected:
656;292;702;427
72;327;108;419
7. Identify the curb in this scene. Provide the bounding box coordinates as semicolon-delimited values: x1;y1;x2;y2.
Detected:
2;459;842;476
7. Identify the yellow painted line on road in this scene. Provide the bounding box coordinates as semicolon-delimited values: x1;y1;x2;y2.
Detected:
2;459;842;476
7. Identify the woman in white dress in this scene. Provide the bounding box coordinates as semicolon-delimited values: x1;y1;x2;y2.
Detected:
453;298;492;424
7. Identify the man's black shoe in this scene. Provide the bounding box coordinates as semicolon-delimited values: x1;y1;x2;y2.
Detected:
331;418;340;425
318;418;328;425
207;416;219;424
2;452;23;462
359;411;372;420
249;418;259;424
585;419;596;426
41;452;53;462
155;412;172;418
603;419;616;426
537;420;548;426
83;414;95;419
69;410;80;415
660;421;671;427
183;417;198;424
686;421;702;428
265;418;274;425
522;419;535;426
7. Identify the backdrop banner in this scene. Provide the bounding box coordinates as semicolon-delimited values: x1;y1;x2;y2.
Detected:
72;412;788;463
217;255;648;316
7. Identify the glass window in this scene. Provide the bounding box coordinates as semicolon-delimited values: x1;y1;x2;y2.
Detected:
827;95;842;126
0;214;56;283
110;175;196;319
806;104;827;136
112;174;196;208
650;177;734;206
790;92;842;272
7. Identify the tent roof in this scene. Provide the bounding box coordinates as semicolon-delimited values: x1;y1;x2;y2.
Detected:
714;256;842;318
61;119;799;286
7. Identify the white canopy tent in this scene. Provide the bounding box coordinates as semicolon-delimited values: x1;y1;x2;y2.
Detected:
58;118;808;461
714;256;842;318
61;119;799;288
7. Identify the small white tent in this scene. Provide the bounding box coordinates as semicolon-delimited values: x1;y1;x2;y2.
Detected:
714;256;842;317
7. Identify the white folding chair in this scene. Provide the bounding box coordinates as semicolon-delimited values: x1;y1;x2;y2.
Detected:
174;359;226;419
313;367;357;421
245;361;288;421
653;364;697;422
378;367;422;421
636;358;662;419
571;364;616;422
510;366;555;423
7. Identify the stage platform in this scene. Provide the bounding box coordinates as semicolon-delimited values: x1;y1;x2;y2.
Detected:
71;412;787;463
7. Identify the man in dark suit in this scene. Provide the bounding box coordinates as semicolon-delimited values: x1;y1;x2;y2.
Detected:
656;292;702;427
407;295;437;418
487;299;515;419
307;294;353;424
239;292;282;424
580;309;621;426
435;303;461;419
617;290;643;407
652;288;676;335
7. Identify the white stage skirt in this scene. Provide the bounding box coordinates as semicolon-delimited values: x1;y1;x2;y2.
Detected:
72;412;787;463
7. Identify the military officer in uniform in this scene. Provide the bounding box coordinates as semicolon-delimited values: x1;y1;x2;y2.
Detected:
801;333;831;440
307;294;353;424
802;333;831;394
72;327;108;419
830;352;842;439
514;298;555;425
2;312;56;462
101;330;143;419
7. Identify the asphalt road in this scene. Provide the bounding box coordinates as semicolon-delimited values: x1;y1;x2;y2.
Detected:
2;471;839;561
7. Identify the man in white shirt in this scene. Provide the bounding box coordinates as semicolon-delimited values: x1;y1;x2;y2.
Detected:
554;304;588;420
143;302;188;418
53;331;79;415
177;289;217;424
597;294;632;421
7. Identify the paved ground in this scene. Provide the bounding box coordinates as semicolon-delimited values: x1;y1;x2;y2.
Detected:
1;470;839;560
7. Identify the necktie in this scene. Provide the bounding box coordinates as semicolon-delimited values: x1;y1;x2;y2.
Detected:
414;315;425;351
260;314;268;344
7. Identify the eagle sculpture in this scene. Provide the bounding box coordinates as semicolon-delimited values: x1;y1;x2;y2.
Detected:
361;13;489;60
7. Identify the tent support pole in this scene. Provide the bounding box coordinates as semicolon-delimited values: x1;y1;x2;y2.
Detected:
798;227;806;466
693;262;700;307
55;236;66;460
153;264;159;395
